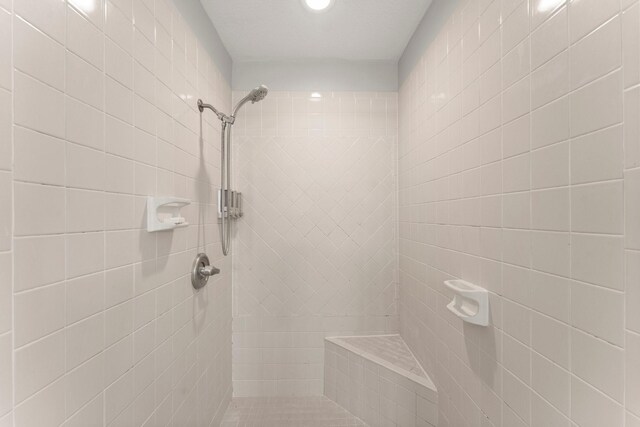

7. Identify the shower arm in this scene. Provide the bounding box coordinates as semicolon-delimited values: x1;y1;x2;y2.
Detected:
197;99;235;125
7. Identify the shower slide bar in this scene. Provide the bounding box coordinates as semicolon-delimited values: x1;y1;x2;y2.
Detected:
197;85;268;256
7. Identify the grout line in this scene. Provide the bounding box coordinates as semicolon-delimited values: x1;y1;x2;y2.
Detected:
621;0;629;422
9;0;15;420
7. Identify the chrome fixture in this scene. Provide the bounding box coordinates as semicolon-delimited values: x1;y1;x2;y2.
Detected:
191;253;220;289
218;190;243;220
198;85;268;256
232;85;269;116
197;99;233;124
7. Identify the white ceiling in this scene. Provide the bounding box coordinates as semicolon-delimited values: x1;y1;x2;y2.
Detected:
200;0;433;62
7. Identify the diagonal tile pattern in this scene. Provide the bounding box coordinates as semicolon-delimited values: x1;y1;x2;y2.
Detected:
237;134;396;317
330;334;428;380
231;91;399;396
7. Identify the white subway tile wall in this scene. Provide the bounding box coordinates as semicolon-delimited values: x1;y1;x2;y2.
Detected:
0;0;233;426
230;90;399;397
399;0;640;426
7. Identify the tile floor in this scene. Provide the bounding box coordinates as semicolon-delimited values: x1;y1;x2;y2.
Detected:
221;397;367;427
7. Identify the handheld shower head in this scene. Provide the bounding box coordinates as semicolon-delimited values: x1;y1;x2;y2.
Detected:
232;84;269;116
249;85;269;103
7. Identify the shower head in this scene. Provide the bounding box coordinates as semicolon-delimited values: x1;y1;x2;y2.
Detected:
232;85;269;116
250;85;269;102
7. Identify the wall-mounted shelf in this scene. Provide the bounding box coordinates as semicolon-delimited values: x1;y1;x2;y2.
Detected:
147;197;191;232
444;279;489;326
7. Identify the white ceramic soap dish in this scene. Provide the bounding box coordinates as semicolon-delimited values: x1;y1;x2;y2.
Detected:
444;279;489;326
147;197;191;232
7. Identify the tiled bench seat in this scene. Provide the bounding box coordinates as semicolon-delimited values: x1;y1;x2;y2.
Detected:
324;334;437;427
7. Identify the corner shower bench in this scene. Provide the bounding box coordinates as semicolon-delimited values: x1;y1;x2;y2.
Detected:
324;334;438;427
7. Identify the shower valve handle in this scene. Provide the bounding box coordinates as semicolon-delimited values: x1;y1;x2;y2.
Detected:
199;265;220;277
192;253;218;289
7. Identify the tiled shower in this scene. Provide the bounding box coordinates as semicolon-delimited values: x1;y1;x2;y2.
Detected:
0;0;639;426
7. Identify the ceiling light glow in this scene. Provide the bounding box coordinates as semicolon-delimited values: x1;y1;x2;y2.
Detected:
69;0;96;14
302;0;335;12
537;0;564;13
